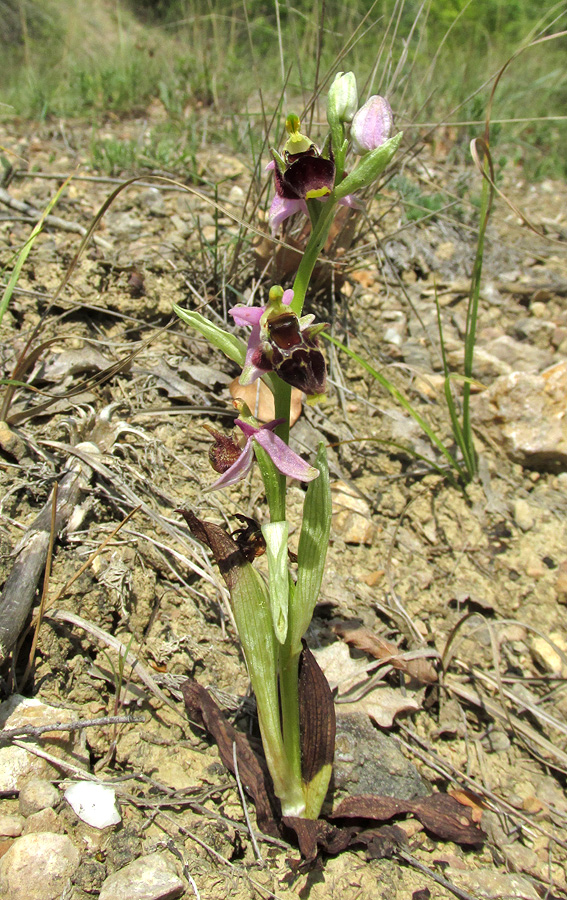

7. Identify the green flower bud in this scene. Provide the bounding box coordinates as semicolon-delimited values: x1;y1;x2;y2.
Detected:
327;71;358;126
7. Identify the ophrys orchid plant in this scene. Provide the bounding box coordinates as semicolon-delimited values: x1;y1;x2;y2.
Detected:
175;73;402;820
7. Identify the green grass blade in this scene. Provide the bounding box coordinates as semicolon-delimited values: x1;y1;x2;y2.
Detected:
324;332;465;481
0;180;70;327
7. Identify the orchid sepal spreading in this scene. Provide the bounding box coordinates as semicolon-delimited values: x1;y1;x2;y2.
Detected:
205;404;319;492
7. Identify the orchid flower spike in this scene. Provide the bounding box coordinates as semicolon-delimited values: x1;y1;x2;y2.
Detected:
205;404;318;491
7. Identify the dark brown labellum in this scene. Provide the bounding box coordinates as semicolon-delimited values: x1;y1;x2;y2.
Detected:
268;313;302;351
276;345;327;396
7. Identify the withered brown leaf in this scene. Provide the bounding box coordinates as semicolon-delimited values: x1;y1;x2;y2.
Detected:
182;680;280;836
299;645;336;785
331;792;485;845
333;621;438;684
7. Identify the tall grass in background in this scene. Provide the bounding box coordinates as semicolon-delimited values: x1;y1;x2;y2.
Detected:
1;0;566;177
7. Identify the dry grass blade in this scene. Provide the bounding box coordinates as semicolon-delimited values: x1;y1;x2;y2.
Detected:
444;678;567;774
47;608;184;722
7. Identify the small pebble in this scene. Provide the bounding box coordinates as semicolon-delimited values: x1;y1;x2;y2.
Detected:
18;778;59;817
0;815;23;838
530;634;567;677
513;498;535;532
22;807;61;835
98;852;185;900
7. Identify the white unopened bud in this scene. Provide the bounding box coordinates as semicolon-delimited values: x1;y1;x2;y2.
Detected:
327;71;358;126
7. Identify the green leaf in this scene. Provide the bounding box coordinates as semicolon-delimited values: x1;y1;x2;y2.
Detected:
262;520;290;644
335;131;403;199
289;443;332;655
173;305;246;367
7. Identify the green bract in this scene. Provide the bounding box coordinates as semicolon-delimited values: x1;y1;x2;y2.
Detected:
335;131;403;198
173;304;246;367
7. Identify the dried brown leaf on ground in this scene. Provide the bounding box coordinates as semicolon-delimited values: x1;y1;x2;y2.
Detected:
313;642;424;727
331;793;486;845
333;620;438;684
182;680;280;836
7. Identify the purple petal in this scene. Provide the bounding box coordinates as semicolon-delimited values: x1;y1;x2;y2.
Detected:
206;440;254;491
234;417;284;439
239;323;270;385
282;289;294;306
351;95;393;155
253;429;318;482
339;193;364;210
268;195;307;235
229;305;265;327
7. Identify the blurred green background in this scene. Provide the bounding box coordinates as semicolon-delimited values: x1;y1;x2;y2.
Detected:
1;0;565;177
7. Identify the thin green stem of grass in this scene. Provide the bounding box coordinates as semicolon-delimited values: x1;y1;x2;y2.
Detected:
0;180;68;327
462;148;492;478
324;332;465;485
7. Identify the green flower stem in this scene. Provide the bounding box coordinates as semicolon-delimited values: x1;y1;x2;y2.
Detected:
290;198;338;317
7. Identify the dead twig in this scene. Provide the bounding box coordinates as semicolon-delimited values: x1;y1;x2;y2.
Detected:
0;449;94;665
0;713;145;744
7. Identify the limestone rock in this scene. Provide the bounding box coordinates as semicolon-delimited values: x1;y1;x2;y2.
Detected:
98;852;185;900
0;696;88;791
0;815;23;838
21;808;62;835
0;832;80;900
18;778;59;817
331;480;375;544
472;361;567;470
333;712;429;800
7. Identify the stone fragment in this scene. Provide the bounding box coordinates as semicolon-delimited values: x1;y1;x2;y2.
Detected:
331;480;375;544
18;778;59;817
513;498;535;532
0;832;80;900
448;867;539;899
482;335;552;372
138;188;167;217
98;852;185;900
21;808;61;835
472;361;567;470
0;696;88;791
0;815;23;838
333;712;429;799
64;781;121;829
530;633;567;677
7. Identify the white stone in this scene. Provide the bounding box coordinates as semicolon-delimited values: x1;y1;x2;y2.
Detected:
98;852;185;900
0;831;80;900
65;781;121;829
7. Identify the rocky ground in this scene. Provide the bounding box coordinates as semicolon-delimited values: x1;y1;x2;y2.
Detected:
0;112;566;900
